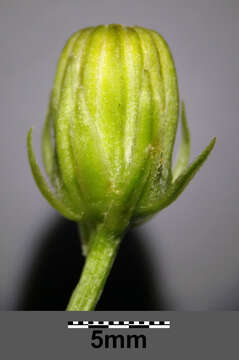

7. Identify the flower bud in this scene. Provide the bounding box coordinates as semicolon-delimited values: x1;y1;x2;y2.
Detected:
27;24;215;236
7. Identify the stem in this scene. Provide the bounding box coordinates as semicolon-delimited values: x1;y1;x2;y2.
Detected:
66;225;121;311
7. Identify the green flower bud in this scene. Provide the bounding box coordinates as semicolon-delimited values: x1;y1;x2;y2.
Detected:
27;24;215;310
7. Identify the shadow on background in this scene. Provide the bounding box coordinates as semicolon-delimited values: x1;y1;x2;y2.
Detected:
17;218;168;310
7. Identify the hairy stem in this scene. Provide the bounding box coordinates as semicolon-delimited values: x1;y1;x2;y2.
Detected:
66;225;121;311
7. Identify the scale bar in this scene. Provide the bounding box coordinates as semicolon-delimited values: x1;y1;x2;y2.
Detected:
68;320;171;329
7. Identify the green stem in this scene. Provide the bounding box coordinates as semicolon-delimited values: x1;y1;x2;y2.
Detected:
66;225;121;311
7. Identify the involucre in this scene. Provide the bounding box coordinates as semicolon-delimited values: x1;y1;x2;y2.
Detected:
27;24;215;310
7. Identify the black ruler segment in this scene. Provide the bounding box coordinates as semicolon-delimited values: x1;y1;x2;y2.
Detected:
88;325;108;329
129;325;149;328
68;320;170;329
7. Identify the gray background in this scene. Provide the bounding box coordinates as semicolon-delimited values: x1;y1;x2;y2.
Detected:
0;0;238;310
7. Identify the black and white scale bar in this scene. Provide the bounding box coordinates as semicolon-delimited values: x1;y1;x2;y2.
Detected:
68;321;170;329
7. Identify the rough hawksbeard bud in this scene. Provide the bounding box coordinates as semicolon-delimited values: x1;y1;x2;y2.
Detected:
27;24;215;310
